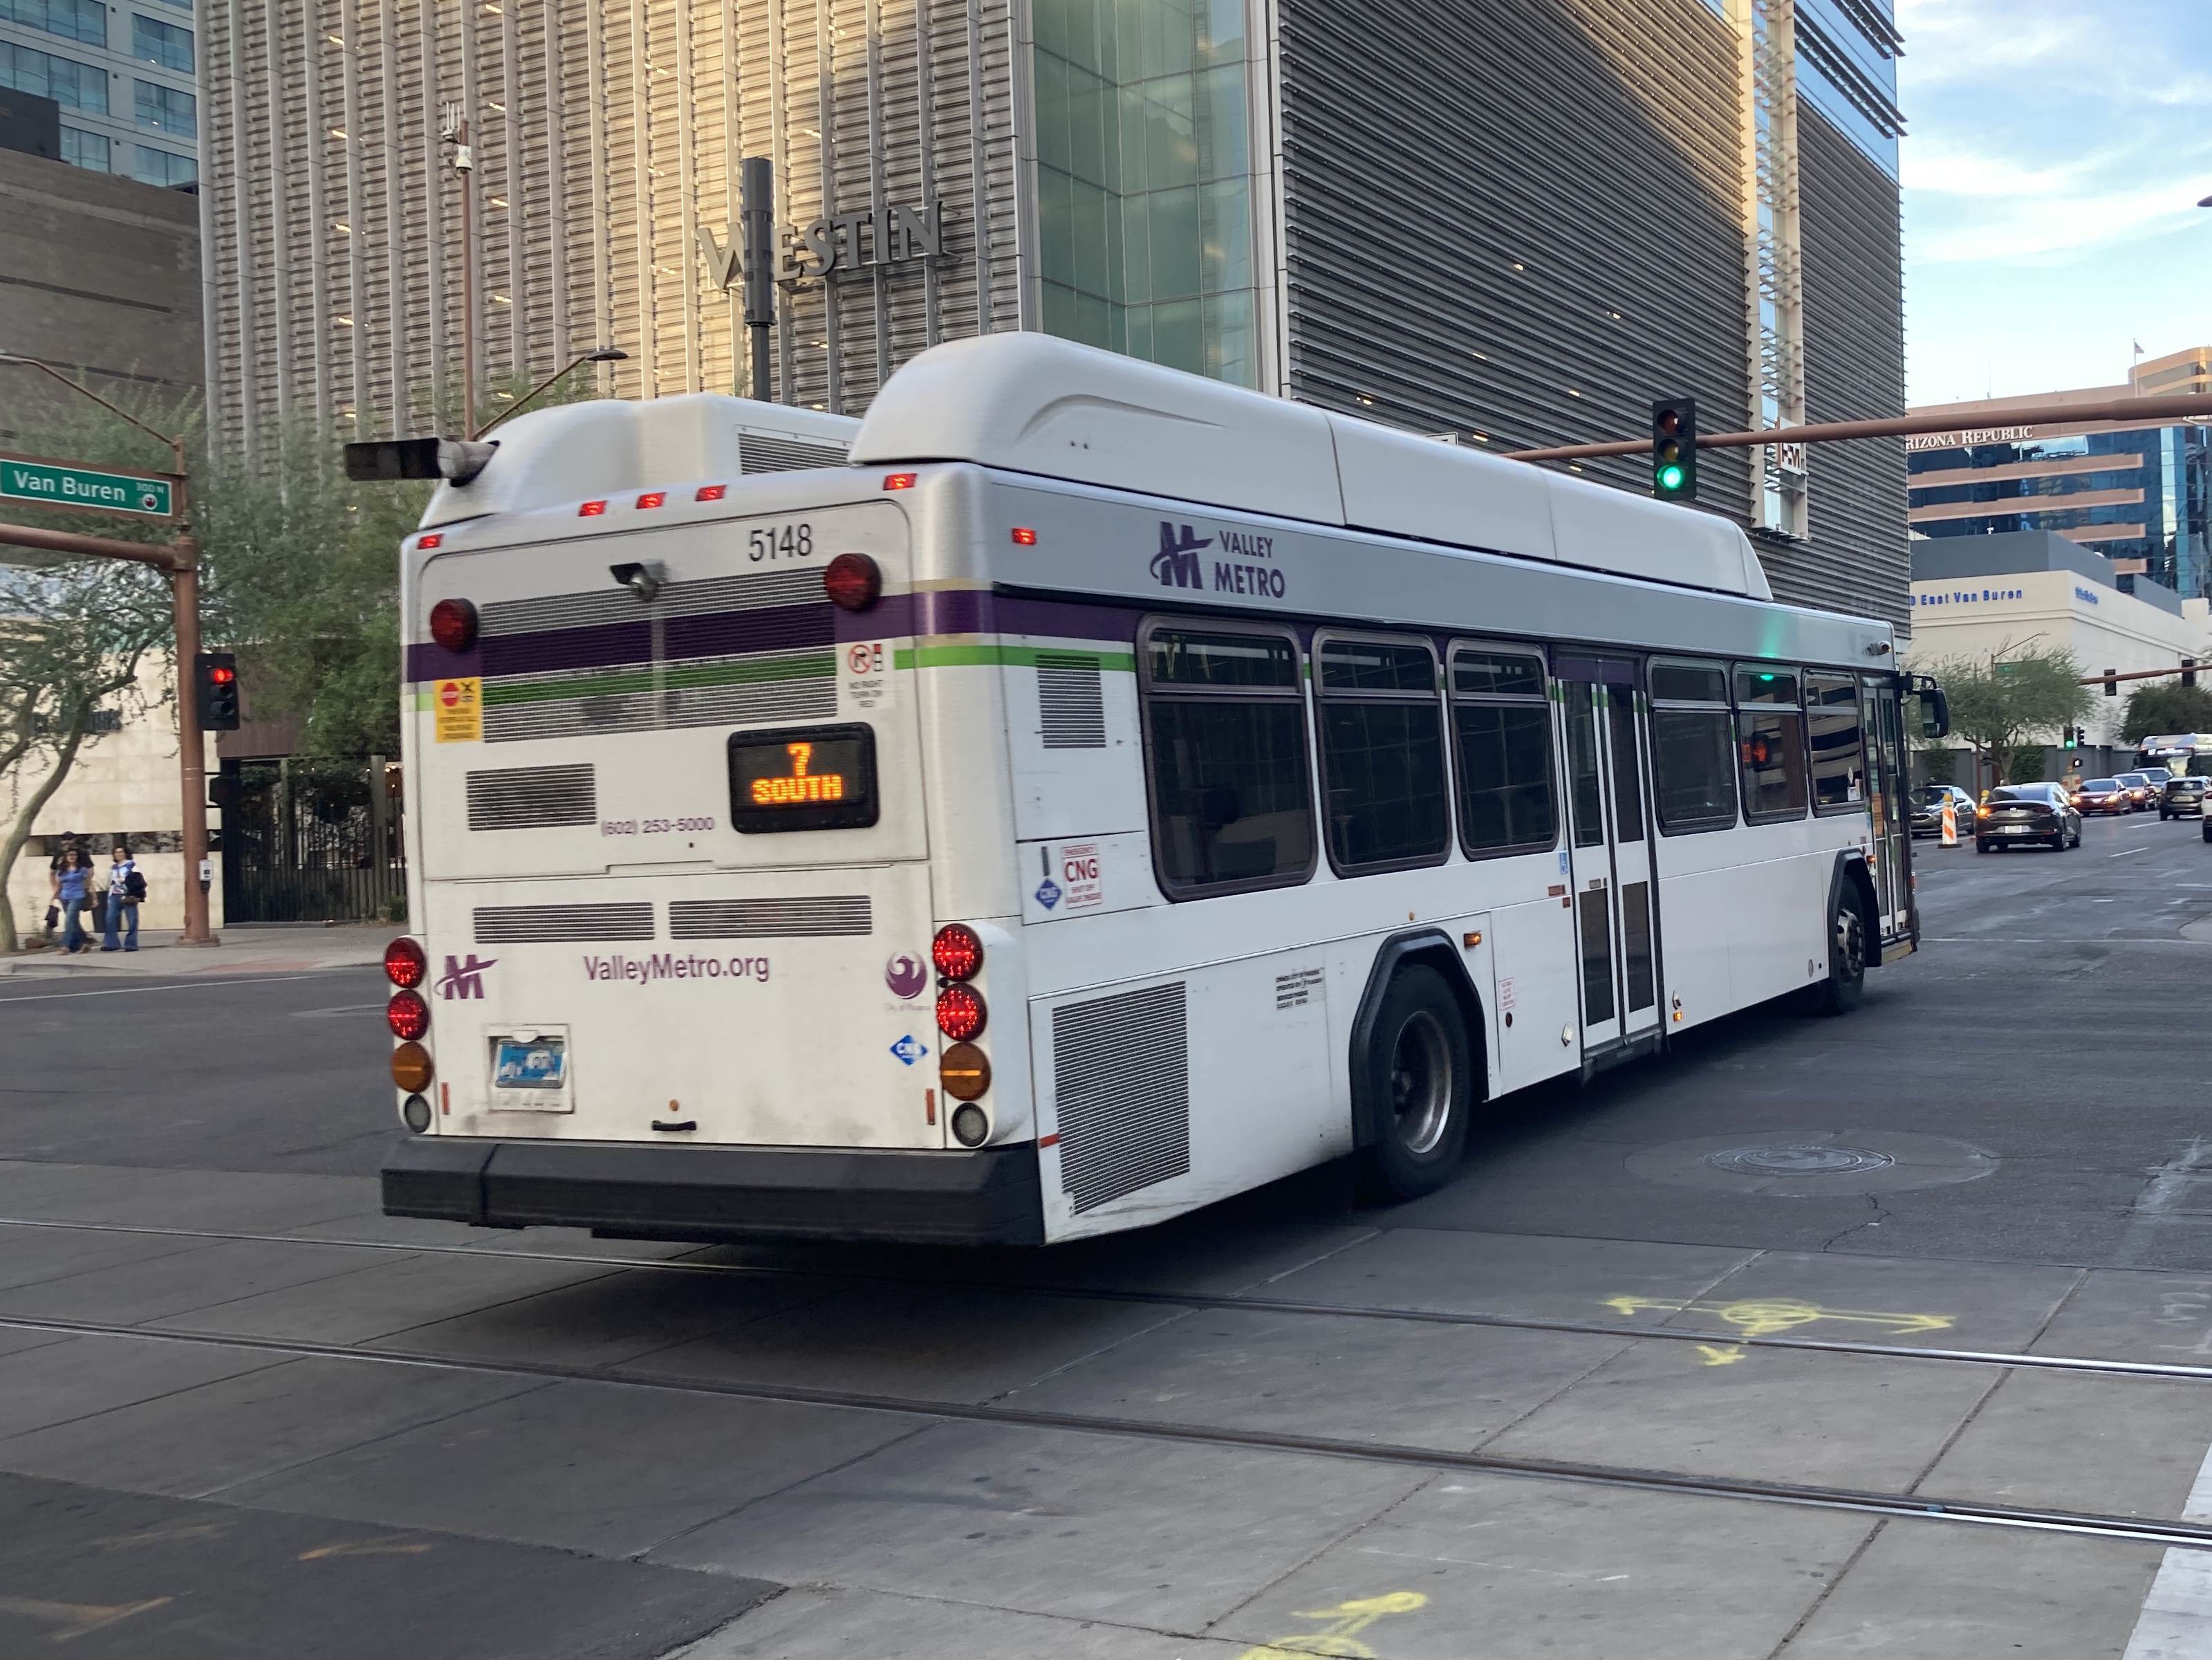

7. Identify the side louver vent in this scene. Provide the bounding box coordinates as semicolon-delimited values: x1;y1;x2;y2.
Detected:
669;896;872;939
474;903;655;943
466;764;596;831
1052;981;1190;1213
1037;653;1107;749
740;435;850;474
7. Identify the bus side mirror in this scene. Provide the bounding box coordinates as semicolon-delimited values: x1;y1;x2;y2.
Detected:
1917;688;1950;740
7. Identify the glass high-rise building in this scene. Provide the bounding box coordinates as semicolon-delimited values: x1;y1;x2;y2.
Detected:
0;0;198;187
194;0;1908;624
1908;347;2212;601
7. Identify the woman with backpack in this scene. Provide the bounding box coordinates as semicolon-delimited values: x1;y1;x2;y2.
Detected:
102;843;143;952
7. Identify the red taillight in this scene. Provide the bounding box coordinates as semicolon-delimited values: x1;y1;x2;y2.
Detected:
883;472;917;490
637;491;667;510
387;990;429;1040
1011;527;1037;546
579;499;607;517
936;984;986;1042
418;533;444;550
429;597;478;652
932;923;983;981
695;484;727;501
824;552;881;612
384;937;427;988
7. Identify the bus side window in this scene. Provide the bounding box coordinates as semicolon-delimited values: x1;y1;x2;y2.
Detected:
1648;659;1738;833
1805;671;1864;812
1735;663;1809;822
1140;624;1317;898
1449;644;1558;857
1314;634;1450;875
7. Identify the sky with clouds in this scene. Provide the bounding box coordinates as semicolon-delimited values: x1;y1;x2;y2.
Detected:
1897;0;2212;405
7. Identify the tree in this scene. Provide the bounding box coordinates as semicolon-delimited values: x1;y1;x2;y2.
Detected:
1913;645;2096;786
2121;682;2212;745
0;559;174;950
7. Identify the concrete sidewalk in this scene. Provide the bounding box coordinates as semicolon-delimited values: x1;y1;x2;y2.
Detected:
0;923;388;979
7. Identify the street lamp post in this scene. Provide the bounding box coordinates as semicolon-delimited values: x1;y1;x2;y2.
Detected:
0;354;216;946
475;347;629;439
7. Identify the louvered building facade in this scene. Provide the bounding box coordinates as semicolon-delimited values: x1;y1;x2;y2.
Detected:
196;0;1906;622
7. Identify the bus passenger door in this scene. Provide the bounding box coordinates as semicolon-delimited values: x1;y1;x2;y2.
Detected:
1556;659;1660;1058
1861;676;1911;946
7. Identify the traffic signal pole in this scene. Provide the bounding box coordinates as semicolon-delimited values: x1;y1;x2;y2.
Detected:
1507;392;2212;464
0;356;215;946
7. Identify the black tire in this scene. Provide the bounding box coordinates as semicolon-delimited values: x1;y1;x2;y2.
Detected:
1809;889;1868;1015
1976;840;1991;854
1361;966;1474;1201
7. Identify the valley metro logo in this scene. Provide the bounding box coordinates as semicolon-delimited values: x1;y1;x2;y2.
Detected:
438;954;497;999
1151;521;1213;587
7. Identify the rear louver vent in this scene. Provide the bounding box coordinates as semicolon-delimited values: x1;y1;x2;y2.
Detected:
1052;981;1190;1213
740;435;848;474
474;903;655;943
467;764;596;831
1037;653;1106;749
669;896;872;939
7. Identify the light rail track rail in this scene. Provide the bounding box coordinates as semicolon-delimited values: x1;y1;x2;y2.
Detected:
3;1215;2205;1383
0;1304;2206;1554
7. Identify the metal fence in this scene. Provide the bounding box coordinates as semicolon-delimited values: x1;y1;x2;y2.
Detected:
221;757;405;924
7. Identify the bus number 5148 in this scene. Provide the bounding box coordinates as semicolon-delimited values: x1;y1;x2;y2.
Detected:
748;522;813;562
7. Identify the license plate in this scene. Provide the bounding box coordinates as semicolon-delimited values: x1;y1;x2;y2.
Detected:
494;1038;566;1089
1999;824;2029;834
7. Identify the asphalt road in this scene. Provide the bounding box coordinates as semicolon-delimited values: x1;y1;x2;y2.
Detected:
0;810;2209;1659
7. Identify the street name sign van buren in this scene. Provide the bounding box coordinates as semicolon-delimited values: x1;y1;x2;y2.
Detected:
0;456;174;518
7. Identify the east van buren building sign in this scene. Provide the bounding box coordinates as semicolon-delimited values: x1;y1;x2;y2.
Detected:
0;454;174;519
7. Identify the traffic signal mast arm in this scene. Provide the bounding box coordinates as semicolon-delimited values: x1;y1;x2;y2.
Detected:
1507;393;2212;463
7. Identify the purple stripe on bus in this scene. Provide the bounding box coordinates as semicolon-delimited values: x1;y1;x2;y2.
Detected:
407;643;481;682
482;620;653;678
665;604;833;659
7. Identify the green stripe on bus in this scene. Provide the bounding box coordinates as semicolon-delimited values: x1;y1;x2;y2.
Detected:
483;651;837;707
894;644;1138;672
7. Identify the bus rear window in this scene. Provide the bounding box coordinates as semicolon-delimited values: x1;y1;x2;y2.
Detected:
727;723;879;832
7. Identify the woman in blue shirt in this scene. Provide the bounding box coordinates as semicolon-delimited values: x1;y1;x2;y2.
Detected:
55;849;93;954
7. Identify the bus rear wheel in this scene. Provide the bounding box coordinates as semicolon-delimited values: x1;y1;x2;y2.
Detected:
1363;966;1473;1200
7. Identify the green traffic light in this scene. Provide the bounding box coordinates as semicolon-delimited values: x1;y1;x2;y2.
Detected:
1657;463;1684;492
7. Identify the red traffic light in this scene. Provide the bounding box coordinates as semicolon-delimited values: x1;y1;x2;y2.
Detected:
207;664;236;685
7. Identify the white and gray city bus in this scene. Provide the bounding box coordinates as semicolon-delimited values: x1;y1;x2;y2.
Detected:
377;334;1922;1246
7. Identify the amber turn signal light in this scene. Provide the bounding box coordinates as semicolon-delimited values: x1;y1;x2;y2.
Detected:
390;1042;434;1092
940;1041;991;1101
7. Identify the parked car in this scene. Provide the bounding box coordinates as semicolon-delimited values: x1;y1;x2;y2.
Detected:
1911;784;1977;839
1976;783;2082;851
2074;777;2131;815
2162;776;2207;819
2119;772;2157;811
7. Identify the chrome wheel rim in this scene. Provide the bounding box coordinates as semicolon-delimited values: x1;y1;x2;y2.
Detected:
1834;905;1866;980
1390;1010;1453;1156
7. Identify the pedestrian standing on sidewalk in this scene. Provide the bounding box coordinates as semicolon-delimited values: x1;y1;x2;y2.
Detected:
101;843;142;952
55;846;93;954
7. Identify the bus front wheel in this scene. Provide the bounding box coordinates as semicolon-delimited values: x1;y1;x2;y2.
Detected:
1363;966;1473;1200
1806;892;1868;1016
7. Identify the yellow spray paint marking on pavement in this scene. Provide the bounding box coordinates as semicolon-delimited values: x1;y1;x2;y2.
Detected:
1605;1296;1955;1365
297;1538;436;1561
1236;1592;1428;1658
0;1594;173;1639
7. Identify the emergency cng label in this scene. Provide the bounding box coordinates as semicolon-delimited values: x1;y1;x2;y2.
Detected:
434;676;483;743
1032;840;1104;913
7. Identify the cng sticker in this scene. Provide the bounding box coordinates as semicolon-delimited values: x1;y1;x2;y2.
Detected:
434;676;483;743
889;1034;928;1066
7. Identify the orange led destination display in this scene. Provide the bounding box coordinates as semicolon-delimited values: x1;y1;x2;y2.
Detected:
750;741;847;805
727;723;878;832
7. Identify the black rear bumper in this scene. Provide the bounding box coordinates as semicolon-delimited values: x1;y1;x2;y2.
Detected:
382;1135;1045;1246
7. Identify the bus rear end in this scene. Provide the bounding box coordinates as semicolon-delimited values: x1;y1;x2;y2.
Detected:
380;453;1040;1244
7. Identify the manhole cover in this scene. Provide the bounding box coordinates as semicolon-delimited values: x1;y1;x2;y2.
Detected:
1705;1145;1896;1177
